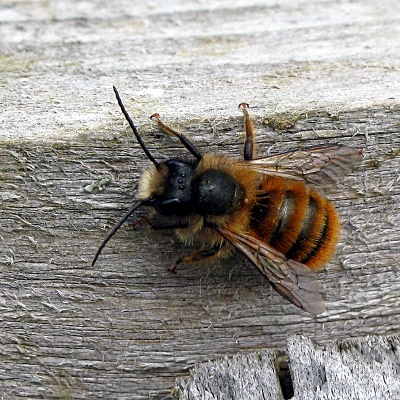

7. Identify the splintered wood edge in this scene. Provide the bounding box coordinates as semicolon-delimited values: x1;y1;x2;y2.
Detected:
173;334;400;400
173;350;284;400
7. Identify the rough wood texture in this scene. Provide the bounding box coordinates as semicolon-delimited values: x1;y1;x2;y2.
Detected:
288;335;400;400
174;335;400;399
1;0;399;399
174;350;283;400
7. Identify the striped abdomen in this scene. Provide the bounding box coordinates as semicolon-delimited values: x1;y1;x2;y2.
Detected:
249;176;341;270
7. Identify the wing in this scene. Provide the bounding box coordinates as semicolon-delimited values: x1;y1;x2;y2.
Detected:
218;228;326;314
238;144;362;186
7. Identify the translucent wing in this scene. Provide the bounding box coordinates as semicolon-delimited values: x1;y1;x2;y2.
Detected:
218;228;326;314
239;144;362;186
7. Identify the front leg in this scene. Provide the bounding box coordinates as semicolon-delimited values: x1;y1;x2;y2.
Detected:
150;113;202;160
239;102;255;160
142;216;190;230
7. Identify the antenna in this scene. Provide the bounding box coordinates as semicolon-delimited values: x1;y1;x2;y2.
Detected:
92;197;153;266
113;86;160;169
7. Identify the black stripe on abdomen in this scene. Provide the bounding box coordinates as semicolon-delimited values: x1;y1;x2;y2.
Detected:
285;193;329;265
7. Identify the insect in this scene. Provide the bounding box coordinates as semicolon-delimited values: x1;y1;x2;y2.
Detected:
92;86;362;314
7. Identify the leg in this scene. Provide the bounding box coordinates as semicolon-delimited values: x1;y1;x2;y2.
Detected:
170;242;224;273
239;103;255;160
150;113;202;160
143;216;190;230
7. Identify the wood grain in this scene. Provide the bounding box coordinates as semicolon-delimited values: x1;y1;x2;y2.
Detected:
1;0;399;398
288;335;400;400
174;350;283;400
174;334;400;399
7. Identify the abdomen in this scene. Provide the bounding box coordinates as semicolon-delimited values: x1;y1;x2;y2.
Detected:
249;176;341;270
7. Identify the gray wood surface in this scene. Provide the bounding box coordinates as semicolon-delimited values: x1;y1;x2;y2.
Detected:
174;334;400;400
1;0;399;399
174;350;283;400
288;335;400;400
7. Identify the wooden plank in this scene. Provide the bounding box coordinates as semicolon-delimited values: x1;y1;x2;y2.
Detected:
173;335;400;399
174;351;283;400
0;0;399;399
288;335;400;400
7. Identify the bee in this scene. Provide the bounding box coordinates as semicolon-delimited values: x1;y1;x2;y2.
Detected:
92;86;362;314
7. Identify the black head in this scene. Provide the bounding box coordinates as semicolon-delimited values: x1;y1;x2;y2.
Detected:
192;169;245;216
152;160;196;215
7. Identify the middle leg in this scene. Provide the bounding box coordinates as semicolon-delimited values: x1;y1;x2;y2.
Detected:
239;103;255;160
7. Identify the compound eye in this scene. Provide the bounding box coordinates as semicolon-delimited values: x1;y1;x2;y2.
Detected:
193;170;244;216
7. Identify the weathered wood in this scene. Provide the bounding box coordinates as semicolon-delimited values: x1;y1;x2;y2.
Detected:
1;0;400;399
288;335;400;400
173;335;400;399
174;351;283;400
